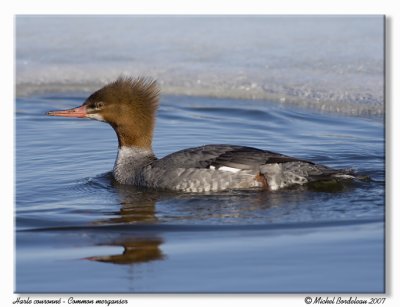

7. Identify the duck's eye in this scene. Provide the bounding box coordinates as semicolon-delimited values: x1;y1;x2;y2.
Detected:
94;101;104;110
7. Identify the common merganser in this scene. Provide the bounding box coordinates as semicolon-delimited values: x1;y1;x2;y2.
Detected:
48;77;355;192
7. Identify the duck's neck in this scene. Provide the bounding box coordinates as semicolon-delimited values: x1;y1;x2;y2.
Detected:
111;122;154;149
113;146;156;185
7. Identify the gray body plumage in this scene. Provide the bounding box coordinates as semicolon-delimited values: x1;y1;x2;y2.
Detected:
113;144;353;192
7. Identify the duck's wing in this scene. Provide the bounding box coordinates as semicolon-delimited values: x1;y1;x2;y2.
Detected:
152;144;314;171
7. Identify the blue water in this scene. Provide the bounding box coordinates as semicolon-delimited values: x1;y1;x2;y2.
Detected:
16;94;384;292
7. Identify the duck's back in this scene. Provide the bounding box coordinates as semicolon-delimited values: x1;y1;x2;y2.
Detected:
141;144;349;192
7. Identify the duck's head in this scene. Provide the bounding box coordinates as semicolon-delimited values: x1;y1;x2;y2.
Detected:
48;77;160;149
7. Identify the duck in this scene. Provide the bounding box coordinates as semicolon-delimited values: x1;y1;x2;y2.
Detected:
47;76;355;193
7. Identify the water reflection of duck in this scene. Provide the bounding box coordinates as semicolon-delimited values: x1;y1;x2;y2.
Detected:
84;180;316;266
86;184;164;265
48;77;357;193
86;236;164;265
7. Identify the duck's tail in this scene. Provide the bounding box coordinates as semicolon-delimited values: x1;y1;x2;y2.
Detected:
307;167;369;191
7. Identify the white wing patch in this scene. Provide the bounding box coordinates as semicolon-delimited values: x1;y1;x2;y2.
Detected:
208;165;241;173
218;166;241;173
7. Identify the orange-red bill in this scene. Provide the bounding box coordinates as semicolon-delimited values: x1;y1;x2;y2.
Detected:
47;105;87;118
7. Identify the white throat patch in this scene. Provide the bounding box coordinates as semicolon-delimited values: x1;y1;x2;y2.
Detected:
87;113;105;122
